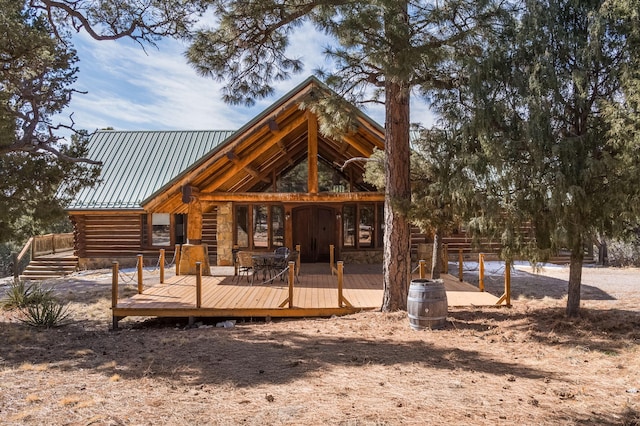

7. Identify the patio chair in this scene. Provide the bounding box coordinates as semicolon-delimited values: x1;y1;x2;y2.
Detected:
235;251;255;284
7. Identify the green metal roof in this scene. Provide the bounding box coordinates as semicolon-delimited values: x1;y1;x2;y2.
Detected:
67;130;235;210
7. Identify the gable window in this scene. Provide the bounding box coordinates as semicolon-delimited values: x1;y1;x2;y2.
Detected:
276;157;355;193
235;204;285;249
276;161;308;192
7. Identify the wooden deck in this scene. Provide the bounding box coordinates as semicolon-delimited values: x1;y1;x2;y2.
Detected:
112;265;499;326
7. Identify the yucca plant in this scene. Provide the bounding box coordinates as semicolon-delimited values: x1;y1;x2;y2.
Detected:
3;280;70;328
2;280;52;308
20;299;70;328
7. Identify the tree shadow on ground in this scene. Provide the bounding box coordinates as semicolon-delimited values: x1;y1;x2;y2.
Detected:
0;316;555;389
2;306;638;425
455;266;615;301
448;306;640;355
573;407;640;425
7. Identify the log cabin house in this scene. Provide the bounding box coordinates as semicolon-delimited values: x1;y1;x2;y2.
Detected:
67;77;399;270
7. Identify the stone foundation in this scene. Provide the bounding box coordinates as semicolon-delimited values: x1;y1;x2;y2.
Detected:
79;257;141;270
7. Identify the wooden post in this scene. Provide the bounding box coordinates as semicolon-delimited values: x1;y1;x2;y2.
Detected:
187;199;203;245
112;261;119;330
295;244;301;276
505;260;511;306
419;259;426;279
479;253;485;291
233;244;239;276
337;261;344;307
307;111;319;194
51;234;56;254
458;249;464;282
443;244;449;274
287;261;295;308
196;262;202;308
159;249;165;284
11;252;18;279
329;244;335;275
175;244;181;276
137;254;144;294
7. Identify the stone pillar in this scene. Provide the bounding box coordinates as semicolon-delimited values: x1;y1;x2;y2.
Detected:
179;195;210;275
216;202;234;266
178;243;212;275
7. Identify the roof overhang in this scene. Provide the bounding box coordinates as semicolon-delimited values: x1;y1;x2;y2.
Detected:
142;77;385;213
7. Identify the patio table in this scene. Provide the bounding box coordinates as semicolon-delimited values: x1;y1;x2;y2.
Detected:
251;253;287;283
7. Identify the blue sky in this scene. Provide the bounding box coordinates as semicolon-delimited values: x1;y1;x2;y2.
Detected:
62;24;436;134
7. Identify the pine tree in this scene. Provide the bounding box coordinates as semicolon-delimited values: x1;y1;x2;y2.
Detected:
1;1;101;243
185;0;504;310
451;0;640;316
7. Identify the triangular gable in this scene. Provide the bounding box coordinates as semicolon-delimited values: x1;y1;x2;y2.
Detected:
143;76;385;213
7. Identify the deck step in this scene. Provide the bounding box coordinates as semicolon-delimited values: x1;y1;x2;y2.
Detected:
19;257;78;281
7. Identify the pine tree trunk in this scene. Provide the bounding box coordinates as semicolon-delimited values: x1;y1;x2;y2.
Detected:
566;248;583;317
381;78;412;311
431;227;442;279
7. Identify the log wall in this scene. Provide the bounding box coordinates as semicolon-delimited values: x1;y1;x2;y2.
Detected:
71;211;220;268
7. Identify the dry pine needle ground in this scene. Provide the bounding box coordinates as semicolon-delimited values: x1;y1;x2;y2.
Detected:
0;265;639;425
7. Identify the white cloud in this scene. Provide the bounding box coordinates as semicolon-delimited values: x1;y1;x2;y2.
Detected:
58;24;436;134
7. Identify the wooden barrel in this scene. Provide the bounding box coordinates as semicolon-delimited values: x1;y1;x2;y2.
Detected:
407;279;448;330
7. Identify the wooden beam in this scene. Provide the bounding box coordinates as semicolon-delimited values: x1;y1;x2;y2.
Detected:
143;107;307;211
342;134;376;157
276;140;295;167
307;111;318;194
199;192;385;203
187;199;203;244
202;114;308;193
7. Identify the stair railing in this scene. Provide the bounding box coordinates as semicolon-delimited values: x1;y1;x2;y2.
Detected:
11;233;74;278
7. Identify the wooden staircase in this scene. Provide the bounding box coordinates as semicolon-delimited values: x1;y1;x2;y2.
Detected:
20;253;78;281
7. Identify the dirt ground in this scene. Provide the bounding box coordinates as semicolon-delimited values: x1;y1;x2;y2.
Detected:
1;264;639;425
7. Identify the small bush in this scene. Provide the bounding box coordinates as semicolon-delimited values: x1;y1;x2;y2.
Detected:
20;299;70;328
3;280;53;309
607;239;640;267
3;280;70;328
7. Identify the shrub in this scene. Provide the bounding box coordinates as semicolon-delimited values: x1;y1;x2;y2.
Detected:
2;280;70;328
607;238;640;267
2;280;52;308
20;298;70;328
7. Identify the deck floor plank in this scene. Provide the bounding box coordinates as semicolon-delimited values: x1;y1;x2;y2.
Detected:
112;271;500;322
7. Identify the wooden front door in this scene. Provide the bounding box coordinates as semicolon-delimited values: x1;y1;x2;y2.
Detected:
292;206;336;262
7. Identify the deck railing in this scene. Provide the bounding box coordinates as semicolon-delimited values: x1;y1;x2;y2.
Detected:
11;233;74;277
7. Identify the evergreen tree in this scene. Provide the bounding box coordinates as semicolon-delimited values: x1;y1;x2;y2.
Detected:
185;0;504;310
1;1;101;244
448;0;640;316
364;125;476;279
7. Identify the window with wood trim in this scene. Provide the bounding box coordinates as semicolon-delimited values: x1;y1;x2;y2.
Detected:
235;204;285;250
142;213;180;247
342;203;384;249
